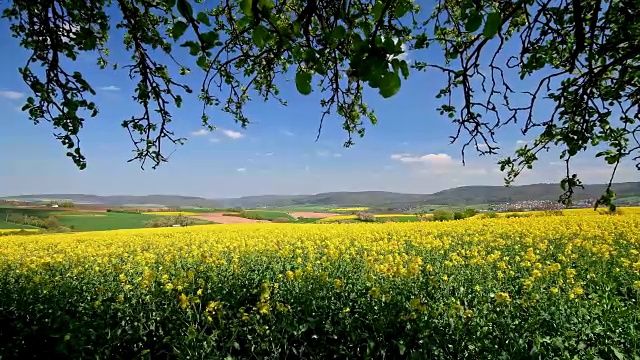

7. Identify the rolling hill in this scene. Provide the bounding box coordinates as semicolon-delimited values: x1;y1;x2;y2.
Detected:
4;182;640;208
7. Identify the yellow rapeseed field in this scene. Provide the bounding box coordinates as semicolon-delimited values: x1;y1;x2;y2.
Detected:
329;206;370;211
498;206;640;217
1;214;640;358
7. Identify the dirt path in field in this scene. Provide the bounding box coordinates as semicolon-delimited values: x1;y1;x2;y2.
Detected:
289;212;339;218
191;213;268;224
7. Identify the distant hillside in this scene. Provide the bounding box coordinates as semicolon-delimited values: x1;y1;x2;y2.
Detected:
215;182;640;207
5;182;640;208
424;182;640;205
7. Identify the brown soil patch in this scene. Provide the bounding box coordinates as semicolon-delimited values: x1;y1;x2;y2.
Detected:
192;213;268;224
289;212;339;218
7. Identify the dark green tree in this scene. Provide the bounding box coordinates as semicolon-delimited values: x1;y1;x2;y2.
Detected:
2;0;639;209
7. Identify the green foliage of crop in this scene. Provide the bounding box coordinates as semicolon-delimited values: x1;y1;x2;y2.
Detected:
0;207;180;232
0;220;39;230
56;213;171;232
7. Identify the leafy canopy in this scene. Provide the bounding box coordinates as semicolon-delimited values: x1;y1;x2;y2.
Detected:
2;0;639;208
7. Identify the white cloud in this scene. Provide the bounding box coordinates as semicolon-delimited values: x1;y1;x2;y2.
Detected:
209;138;221;143
395;43;409;61
390;153;454;166
281;129;294;136
516;140;530;146
316;150;330;157
333;153;342;157
236;168;247;172
99;85;121;91
390;153;411;160
390;152;491;176
191;129;209;137
0;90;24;100
265;152;274;156
221;129;244;139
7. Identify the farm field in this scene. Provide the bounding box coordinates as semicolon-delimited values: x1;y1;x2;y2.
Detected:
288;211;338;219
57;212;180;231
0;206;171;231
0;219;40;230
240;209;297;221
195;209;334;223
191;212;269;224
1;214;640;358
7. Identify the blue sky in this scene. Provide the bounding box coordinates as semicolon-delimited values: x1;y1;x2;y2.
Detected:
0;11;636;198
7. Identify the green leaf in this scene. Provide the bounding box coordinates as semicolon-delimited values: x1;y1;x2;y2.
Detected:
237;16;252;29
252;26;268;48
171;21;188;41
302;48;316;62
258;0;274;11
295;71;312;95
176;0;194;21
180;40;200;55
372;2;385;21
196;12;211;27
465;12;483;32
196;55;208;69
399;60;409;79
414;33;430;50
165;0;177;8
331;25;346;41
394;3;410;18
391;58;400;74
482;12;502;39
240;0;252;16
383;36;395;53
398;342;406;356
201;31;219;48
379;71;401;98
606;155;619;164
612;347;624;360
